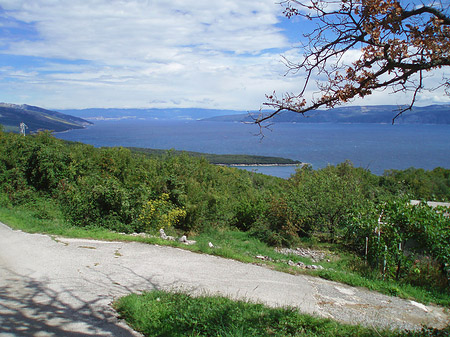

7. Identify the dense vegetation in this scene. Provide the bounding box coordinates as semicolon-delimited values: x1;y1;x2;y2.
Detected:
0;129;449;298
0;130;285;234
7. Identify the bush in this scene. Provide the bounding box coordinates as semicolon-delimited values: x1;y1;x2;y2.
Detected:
138;193;186;232
59;174;138;231
25;134;73;191
250;195;300;247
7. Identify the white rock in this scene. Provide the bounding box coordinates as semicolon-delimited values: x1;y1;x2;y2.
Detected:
159;228;167;239
410;301;429;312
296;262;306;268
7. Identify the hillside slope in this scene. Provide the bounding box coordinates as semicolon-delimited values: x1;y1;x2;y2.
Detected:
0;103;92;133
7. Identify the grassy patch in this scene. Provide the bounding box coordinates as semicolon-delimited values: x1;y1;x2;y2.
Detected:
0;205;161;244
114;290;449;337
190;229;313;265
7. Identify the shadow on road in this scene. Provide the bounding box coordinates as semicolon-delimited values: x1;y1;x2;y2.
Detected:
0;267;158;336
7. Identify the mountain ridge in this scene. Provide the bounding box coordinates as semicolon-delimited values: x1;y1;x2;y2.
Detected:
0;103;92;133
59;104;450;124
202;104;450;124
2;104;449;131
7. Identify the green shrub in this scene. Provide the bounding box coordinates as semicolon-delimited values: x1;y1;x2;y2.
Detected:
250;195;301;247
58;174;139;231
25;136;73;191
138;193;186;232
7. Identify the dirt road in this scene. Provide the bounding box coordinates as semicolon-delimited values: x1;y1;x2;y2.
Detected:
0;222;448;336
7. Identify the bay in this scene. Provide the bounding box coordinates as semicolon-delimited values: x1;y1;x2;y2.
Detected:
55;120;450;178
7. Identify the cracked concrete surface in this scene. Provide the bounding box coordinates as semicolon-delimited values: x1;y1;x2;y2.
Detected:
0;222;448;336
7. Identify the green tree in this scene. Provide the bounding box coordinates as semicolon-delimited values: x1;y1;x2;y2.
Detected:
382;167;450;201
286;162;370;240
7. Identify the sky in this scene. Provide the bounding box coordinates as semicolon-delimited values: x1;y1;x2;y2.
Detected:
0;0;449;111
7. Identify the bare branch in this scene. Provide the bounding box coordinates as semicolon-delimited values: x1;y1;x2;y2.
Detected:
401;6;450;25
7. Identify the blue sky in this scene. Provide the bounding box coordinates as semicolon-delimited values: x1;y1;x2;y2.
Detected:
0;0;448;110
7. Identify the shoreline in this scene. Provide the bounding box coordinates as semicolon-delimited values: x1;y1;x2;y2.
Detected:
218;163;303;167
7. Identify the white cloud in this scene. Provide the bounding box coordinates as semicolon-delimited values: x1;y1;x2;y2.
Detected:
3;0;286;59
0;0;448;110
0;0;300;109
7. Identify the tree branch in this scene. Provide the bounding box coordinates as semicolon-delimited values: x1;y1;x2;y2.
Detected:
259;0;450;125
401;6;450;25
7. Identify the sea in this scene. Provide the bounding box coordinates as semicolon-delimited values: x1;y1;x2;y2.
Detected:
55;119;450;178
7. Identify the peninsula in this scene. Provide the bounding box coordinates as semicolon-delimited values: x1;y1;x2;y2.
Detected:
127;147;302;166
0;103;92;133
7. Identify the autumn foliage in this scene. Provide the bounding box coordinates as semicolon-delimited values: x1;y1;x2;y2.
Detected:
259;0;450;124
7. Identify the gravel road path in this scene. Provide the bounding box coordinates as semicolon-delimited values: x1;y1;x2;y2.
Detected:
0;222;448;336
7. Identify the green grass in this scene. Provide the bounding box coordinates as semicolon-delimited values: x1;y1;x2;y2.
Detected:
1;203;449;308
0;205;166;245
190;229;322;271
113;290;449;337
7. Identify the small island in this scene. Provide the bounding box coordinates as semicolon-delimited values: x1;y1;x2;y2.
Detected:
127;147;302;166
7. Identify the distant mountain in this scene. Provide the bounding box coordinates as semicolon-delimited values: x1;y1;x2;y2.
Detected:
0;103;92;133
57;108;247;121
202;104;450;124
4;104;447;132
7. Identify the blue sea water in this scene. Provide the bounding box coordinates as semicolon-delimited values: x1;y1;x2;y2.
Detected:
55;120;450;178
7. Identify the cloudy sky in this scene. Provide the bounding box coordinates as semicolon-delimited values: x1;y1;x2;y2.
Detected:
0;0;448;111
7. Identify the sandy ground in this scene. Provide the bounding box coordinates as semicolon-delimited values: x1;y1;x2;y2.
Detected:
0;222;448;336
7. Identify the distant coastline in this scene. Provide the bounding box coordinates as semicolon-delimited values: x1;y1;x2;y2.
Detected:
221;163;303;167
